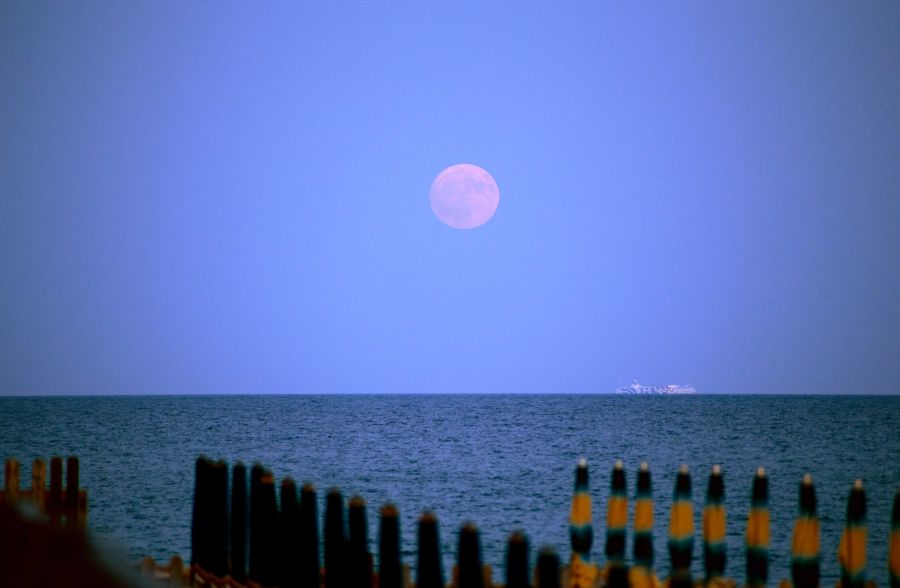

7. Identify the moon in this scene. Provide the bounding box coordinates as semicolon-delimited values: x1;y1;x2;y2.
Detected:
429;163;500;229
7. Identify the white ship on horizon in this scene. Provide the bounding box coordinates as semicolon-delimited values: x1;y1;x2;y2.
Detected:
615;379;697;395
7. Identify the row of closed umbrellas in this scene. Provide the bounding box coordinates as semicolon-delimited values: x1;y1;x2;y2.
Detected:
190;456;900;588
568;459;899;588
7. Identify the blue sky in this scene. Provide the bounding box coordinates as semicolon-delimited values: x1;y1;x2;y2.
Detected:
1;2;898;394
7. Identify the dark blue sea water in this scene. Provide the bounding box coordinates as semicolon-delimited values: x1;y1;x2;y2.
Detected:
1;395;898;585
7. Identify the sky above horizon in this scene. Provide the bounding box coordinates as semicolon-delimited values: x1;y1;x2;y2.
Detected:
2;3;899;395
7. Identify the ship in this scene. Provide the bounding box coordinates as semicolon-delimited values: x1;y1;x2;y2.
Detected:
615;379;697;395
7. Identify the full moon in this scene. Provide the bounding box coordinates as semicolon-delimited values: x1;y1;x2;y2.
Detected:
429;163;500;229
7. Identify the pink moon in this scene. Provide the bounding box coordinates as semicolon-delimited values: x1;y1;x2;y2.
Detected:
429;163;500;229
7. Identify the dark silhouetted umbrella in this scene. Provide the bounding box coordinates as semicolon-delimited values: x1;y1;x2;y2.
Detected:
280;477;300;588
348;495;372;588
230;462;248;582
537;547;561;588
324;487;347;588
379;504;402;588
506;531;530;588
417;511;444;588
458;522;484;588
298;483;320;588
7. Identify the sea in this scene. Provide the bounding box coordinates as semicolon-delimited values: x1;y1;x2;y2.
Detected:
1;394;898;586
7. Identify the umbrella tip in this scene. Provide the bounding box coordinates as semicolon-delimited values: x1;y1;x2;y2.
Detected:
756;466;766;477
614;459;623;470
381;503;398;517
679;464;689;474
854;479;863;490
802;473;813;485
712;464;721;475
640;461;649;471
578;457;587;468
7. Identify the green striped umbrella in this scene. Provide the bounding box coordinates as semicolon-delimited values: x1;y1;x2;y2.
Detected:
630;462;656;588
668;465;694;588
838;479;867;588
890;487;899;588
703;465;726;582
790;474;819;588
569;458;598;588
745;467;769;588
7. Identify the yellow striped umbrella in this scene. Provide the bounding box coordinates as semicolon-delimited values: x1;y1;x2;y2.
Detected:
790;474;819;588
569;458;598;588
606;460;628;564
838;479;867;588
745;467;769;588
890;487;899;588
703;465;726;582
668;465;694;588
605;460;629;587
629;462;657;588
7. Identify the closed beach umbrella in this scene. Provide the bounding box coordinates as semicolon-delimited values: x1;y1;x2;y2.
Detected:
348;495;372;588
325;488;348;588
230;462;248;582
190;456;210;571
458;522;484;588
188;456;227;576
837;479;867;588
417;511;444;588
668;465;694;588
537;547;561;588
890;487;899;588
506;531;530;588
65;456;80;525
249;462;266;582
630;462;656;588
569;458;598;588
606;460;629;588
208;460;229;578
790;474;819;588
379;504;403;588
280;478;301;588
703;465;726;582
299;483;321;588
745;467;769;588
606;460;628;564
251;470;280;587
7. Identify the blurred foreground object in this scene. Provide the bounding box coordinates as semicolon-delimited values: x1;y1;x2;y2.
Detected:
1;456;151;588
